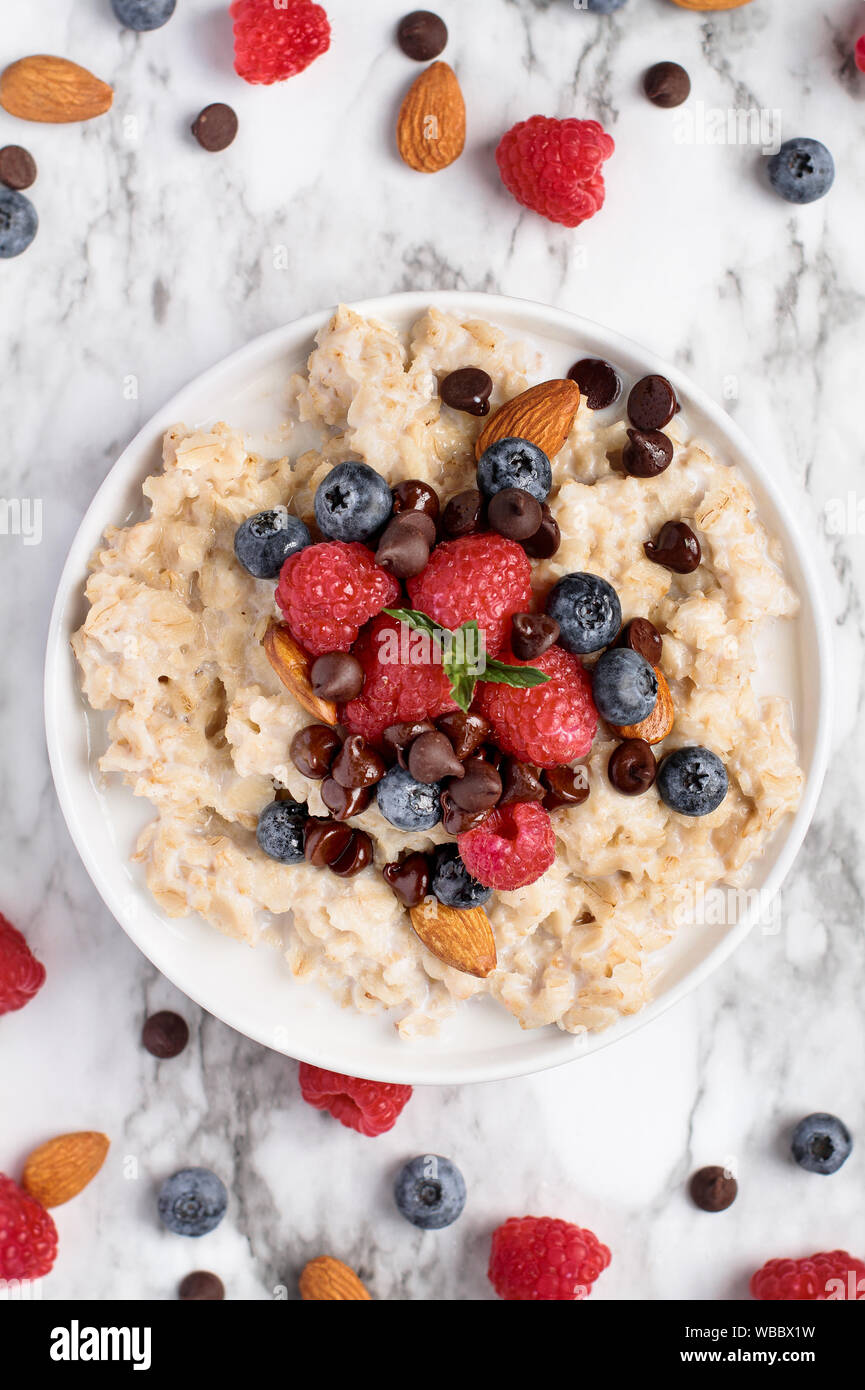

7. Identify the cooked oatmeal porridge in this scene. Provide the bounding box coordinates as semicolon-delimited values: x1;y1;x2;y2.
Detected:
72;306;803;1039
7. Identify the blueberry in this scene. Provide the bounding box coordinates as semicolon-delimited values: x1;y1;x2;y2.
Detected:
430;844;492;909
768;138;834;205
376;766;442;832
314;462;393;542
256;799;308;864
0;188;38;259
158;1168;227;1237
234;508;310;579
657;746;728;817
394;1154;467;1230
592;648;657;727
791;1113;852;1176
546;572;622;654
111;0;177;30
476;437;552;503
583;0;629;11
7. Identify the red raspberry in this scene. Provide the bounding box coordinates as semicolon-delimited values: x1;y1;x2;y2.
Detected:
495;116;615;229
0;913;46;1016
298;1063;412;1137
856;36;865;73
406;534;532;657
0;1175;58;1282
458;802;555;891
340;613;457;744
489;1216;611;1301
276;542;400;657
478;644;597;768
751;1252;865;1301
231;0;330;85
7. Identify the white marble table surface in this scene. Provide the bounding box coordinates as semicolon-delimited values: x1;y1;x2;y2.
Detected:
2;0;864;1301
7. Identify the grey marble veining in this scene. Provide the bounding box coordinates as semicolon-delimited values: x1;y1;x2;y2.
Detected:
2;0;864;1300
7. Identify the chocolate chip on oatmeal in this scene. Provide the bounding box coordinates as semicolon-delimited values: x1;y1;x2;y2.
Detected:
179;1271;225;1301
439;367;493;417
191;103;238;152
440;790;491;836
622;427;673;479
397;10;448;61
331;734;386;789
615;617;663;666
644;61;691;109
567;357;622;411
510;612;560;662
310;652;364;703
689;1166;738;1213
407;730;465;784
488;487;544;542
383;719;436;766
435;710;490;761
383;852;430;907
0;145;37;190
375;512;431;578
608;738;657;795
329;828;373;877
644;520;701;574
627;375;679;432
445;757;502;813
440;488;485;540
498;758;546;807
321;777;372;821
142;1011;189;1059
521;502;561;559
304;817;353;868
542;765;590;810
290;724;342;779
392;478;440;523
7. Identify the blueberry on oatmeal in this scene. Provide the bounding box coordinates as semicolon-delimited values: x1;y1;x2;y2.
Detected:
657;747;728;818
256;799;308;863
592;648;658;726
546;572;622;655
476;437;552;503
430;844;492;909
314;462;393;542
376;765;443;832
234;508;310;579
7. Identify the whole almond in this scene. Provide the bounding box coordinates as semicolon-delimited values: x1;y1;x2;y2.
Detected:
475;380;581;461
263;621;338;726
22;1131;110;1208
299;1256;371;1301
0;55;113;124
409;899;497;978
396;62;465;173
669;0;752;9
610;667;674;745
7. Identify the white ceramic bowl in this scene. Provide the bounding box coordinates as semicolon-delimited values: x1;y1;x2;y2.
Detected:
44;291;831;1085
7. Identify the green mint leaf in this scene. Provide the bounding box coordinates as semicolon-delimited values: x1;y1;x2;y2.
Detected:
481;659;550;689
384;607;444;644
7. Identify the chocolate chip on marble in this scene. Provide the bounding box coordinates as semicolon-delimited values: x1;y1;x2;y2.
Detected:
644;521;701;574
567;357;622;411
510;613;559;662
615;618;663;666
290;724;342;779
179;1271;225;1301
0;145;37;190
191;103;238;152
375;513;431;578
407;730;465;784
439;367;493;417
383;852;431;907
440;489;485;540
142;1011;189;1059
435;710;491;761
310;652;365;703
689;1166;738;1213
498;758;546;807
330;734;386;789
542;765;590;811
608;738;657;795
397;10;448;61
644;61;691;109
622;428;673;479
392;479;440;523
521;502;561;559
321;777;372;821
627;375;679;432
488;487;544;541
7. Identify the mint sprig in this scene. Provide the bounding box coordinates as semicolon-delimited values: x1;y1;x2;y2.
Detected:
384;606;549;712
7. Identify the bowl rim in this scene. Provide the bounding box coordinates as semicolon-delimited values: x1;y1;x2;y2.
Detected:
44;289;833;1084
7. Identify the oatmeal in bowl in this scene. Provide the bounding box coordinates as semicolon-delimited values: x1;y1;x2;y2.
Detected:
71;303;806;1045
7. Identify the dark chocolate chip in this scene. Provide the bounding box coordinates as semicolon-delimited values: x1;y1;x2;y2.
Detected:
397;10;448;61
0;145;37;191
440;489;484;540
331;735;386;789
191;103;238;152
290;724;342;779
445;758;502;813
142;1011;189;1059
439;367;493;417
383;852;430;907
644;61;691;109
627;375;679;432
407;730;464;784
689;1166;738;1213
510;612;559;662
488;487;543;541
622;428;673;479
435;710;490;761
304;818;353;868
440;791;491;835
543;765;590;811
383;720;436;767
567;357;622;411
321;778;372;821
498;758;546;807
329;829;373;878
644;521;701;574
392;479;440;523
522;502;561;559
616;618;663;666
179;1271;225;1301
375;513;431;578
608;738;657;795
310;652;365;703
